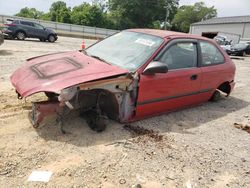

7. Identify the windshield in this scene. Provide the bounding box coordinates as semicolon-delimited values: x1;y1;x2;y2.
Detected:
233;43;247;49
85;31;164;71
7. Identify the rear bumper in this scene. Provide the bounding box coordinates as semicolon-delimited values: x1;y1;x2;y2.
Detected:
0;34;4;45
229;81;236;92
3;31;14;38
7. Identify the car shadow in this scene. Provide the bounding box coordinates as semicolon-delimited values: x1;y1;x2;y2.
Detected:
34;96;249;147
4;38;56;43
0;50;12;56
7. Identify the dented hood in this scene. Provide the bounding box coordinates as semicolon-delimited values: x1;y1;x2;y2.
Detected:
11;51;129;97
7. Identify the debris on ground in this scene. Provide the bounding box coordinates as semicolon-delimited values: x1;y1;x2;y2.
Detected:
28;171;53;182
123;124;163;142
234;123;250;133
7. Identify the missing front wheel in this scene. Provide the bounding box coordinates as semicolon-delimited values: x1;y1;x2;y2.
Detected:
80;109;107;132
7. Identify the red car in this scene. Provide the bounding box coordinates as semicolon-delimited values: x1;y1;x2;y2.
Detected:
11;29;236;132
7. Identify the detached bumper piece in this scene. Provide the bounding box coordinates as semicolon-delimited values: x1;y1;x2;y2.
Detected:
30;101;61;128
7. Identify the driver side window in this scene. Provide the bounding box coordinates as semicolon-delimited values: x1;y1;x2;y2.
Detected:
159;42;197;70
34;23;44;30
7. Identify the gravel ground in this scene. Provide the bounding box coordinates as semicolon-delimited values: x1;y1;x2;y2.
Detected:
0;37;249;188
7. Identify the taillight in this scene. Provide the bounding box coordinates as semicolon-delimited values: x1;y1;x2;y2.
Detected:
4;24;16;26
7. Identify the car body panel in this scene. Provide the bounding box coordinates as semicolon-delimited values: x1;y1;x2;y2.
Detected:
10;51;129;97
135;68;203;119
10;29;236;130
133;35;235;121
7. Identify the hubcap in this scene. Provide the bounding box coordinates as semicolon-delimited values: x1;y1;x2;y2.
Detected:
49;36;55;42
17;32;25;40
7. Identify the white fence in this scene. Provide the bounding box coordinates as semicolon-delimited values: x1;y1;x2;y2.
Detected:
0;14;118;38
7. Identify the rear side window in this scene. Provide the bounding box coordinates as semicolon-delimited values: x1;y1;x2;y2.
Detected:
159;42;197;70
200;41;224;66
12;20;19;24
20;21;34;27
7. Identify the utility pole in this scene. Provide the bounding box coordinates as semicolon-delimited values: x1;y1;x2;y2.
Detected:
164;0;169;30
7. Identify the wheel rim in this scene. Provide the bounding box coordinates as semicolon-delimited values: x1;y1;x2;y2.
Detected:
17;32;25;40
49;35;55;42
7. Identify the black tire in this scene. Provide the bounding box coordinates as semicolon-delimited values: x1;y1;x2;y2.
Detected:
48;35;56;42
16;31;26;40
39;38;46;42
84;110;106;132
210;90;221;102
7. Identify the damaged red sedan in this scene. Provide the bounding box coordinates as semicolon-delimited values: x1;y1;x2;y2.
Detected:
11;29;236;132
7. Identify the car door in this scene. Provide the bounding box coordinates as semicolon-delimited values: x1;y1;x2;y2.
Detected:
33;23;47;39
135;39;204;118
19;21;36;38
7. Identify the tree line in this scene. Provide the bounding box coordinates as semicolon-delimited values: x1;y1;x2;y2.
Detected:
15;0;217;33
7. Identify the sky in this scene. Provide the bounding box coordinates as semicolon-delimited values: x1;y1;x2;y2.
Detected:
0;0;249;17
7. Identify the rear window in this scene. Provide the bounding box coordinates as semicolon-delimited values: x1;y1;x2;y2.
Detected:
200;41;224;66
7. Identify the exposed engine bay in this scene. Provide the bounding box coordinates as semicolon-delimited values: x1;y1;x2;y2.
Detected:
28;73;139;133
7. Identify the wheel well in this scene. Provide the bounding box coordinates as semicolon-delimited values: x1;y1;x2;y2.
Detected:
15;30;26;37
217;81;231;95
47;34;55;39
77;89;119;120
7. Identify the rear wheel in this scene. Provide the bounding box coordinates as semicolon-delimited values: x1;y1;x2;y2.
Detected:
48;35;56;42
16;31;26;40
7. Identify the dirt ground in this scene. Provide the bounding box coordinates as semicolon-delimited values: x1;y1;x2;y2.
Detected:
0;37;249;188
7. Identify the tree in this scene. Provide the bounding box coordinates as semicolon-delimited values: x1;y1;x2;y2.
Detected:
15;7;43;19
107;0;179;29
49;1;71;23
71;3;106;27
172;2;217;33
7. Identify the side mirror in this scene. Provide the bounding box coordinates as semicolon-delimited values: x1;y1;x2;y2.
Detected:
143;61;168;75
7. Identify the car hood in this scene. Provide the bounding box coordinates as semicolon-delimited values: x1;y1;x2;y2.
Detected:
10;51;129;97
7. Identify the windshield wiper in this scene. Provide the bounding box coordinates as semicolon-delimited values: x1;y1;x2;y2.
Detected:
89;55;111;65
82;50;111;65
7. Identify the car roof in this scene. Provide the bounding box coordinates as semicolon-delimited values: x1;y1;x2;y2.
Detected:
13;19;32;23
127;28;206;40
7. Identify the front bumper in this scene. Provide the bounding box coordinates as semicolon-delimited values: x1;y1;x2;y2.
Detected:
227;50;242;56
29;101;61;128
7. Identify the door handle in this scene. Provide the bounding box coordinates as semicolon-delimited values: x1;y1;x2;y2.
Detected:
190;74;198;80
